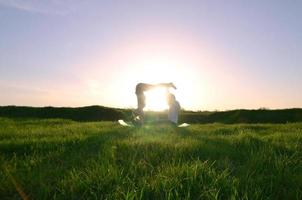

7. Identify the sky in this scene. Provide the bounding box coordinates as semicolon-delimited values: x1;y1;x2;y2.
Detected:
0;0;301;111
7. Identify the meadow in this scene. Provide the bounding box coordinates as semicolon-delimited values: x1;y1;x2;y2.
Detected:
0;117;301;199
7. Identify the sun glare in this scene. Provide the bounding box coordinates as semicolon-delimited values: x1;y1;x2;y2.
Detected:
115;56;200;111
88;36;203;110
144;88;169;111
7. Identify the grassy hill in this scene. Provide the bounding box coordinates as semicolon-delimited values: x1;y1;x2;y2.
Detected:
1;106;302;124
0;118;301;199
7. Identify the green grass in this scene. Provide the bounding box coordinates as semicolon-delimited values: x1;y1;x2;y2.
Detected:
0;118;301;199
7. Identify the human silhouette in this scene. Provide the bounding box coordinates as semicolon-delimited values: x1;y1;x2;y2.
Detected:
134;82;176;124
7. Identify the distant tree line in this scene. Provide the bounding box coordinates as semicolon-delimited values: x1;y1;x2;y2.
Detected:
0;106;302;124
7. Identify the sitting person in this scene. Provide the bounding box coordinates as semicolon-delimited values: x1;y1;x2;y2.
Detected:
167;93;181;124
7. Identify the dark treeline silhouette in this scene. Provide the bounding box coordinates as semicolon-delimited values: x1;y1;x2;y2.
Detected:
0;106;302;124
179;109;302;124
0;106;124;122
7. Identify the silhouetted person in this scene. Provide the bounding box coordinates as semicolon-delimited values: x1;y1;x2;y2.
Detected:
134;82;176;124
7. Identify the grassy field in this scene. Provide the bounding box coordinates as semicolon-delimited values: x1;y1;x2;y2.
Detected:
0;118;301;199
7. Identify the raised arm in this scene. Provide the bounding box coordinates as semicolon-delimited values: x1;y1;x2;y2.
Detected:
156;82;177;89
136;82;177;94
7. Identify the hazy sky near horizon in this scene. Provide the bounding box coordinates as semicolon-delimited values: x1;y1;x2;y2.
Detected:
1;0;302;110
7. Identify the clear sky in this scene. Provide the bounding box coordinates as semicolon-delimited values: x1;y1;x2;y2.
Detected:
0;0;301;110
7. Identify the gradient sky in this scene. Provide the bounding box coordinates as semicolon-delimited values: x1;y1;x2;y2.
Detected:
0;0;301;110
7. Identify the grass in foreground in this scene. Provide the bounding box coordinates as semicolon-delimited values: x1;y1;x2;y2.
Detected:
0;118;301;199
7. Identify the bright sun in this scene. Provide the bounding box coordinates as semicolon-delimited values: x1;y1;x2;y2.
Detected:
130;58;197;111
119;56;199;111
144;88;170;111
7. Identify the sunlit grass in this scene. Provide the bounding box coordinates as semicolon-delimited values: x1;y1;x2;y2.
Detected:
0;118;301;199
